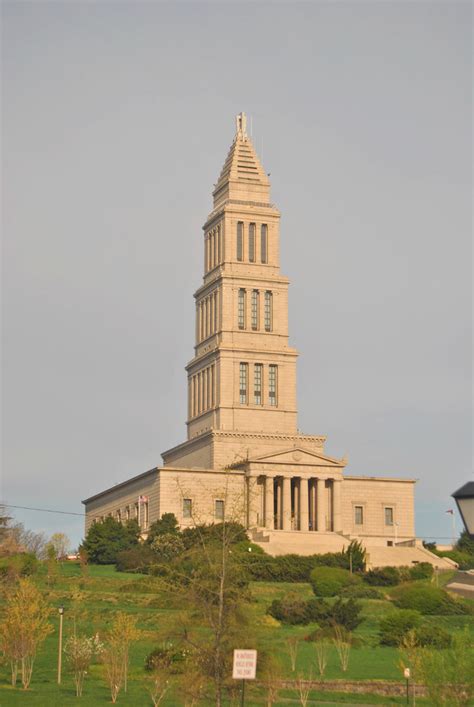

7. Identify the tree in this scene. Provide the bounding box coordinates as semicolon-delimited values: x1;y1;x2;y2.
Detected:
49;532;70;559
150;533;185;561
81;517;140;564
45;543;59;586
106;612;141;692
146;513;180;544
64;634;103;697
456;530;474;556
172;476;255;707
0;578;53;688
418;630;474;706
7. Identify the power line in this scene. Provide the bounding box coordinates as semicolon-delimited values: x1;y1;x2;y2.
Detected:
2;504;85;517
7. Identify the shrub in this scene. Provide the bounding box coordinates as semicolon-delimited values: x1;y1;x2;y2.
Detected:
268;596;362;630
340;583;383;599
81;518;140;565
364;567;400;586
181;522;248;550
408;562;434;581
0;553;38;581
267;596;313;625
116;546;155;573
145;514;180;546
310;566;359;597
438;550;474;570
150;533;184;561
392;583;472;615
413;624;452;648
331;598;363;631
379;609;422;646
145;643;190;673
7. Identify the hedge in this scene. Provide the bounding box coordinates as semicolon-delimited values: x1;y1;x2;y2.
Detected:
310;566;359;597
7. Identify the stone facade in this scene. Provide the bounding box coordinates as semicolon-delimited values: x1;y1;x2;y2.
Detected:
83;113;450;567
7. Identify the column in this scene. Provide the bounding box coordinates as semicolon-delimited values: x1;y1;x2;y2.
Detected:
282;476;291;530
316;478;326;532
300;478;309;531
276;479;282;529
333;479;342;533
265;476;274;529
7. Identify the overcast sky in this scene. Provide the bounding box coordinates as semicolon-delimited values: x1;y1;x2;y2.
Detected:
2;1;472;549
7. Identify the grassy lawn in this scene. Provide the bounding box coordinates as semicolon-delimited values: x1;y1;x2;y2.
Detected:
0;565;471;706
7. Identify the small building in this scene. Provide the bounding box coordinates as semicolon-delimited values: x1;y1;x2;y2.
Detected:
82;114;453;570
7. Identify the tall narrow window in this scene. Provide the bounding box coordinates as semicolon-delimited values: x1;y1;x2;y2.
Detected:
217;225;221;263
268;364;277;406
215;499;225;520
238;289;246;329
355;506;364;525
264;291;273;332
384;507;394;526
213;228;218;266
261;224;268;263
183;499;192;519
254;363;263;405
251;290;259;330
248;223;256;262
237;222;243;261
239;362;248;404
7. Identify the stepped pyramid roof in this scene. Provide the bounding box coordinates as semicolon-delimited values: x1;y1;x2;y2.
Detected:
212;113;271;208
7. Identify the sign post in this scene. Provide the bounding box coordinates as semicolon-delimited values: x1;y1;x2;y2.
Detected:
233;649;257;707
403;667;411;705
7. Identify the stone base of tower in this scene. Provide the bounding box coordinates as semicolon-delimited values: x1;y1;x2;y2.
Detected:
162;429;328;470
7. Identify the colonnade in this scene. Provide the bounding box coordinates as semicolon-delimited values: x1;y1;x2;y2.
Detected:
252;476;342;533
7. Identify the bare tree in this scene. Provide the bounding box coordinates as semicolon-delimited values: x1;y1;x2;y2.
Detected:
107;612;141;692
296;672;312;707
315;640;329;677
286;636;299;672
333;625;351;672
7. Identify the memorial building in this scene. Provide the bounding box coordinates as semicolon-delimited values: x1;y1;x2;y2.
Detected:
82;114;453;568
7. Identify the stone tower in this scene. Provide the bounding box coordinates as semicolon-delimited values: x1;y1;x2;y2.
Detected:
162;114;328;469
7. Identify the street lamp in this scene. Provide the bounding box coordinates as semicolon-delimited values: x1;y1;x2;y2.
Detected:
452;482;474;539
57;606;64;685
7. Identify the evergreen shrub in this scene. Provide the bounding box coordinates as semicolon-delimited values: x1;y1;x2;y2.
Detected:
379;609;422;646
310;566;359;597
364;567;400;586
392;583;473;615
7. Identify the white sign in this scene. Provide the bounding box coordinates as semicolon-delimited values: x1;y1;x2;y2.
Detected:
404;668;411;679
232;649;257;680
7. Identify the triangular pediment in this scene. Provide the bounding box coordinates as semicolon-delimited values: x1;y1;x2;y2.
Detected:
248;447;346;468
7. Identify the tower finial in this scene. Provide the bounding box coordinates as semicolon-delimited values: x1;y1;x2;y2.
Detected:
235;112;247;138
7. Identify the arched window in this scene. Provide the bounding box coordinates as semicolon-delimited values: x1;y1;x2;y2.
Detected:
261;224;268;263
237;222;244;261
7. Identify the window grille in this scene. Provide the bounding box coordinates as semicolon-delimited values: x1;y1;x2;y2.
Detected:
239;362;248;404
268;365;277;406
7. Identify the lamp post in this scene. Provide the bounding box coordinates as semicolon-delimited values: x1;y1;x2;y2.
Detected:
57;606;64;685
452;482;474;540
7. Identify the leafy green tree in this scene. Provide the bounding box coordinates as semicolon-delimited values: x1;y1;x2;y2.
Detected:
146;513;180;545
81;517;140;564
150;533;184;561
456;529;474;556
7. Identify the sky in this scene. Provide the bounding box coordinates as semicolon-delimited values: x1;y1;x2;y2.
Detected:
2;1;472;549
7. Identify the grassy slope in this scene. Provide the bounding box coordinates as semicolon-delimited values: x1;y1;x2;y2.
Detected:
0;565;471;706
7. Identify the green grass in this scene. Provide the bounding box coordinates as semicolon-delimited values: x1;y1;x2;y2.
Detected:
0;564;472;706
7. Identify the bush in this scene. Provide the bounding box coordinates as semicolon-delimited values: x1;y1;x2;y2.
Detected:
181;522;248;550
115;545;155;573
144;643;190;673
392;583;472;615
379;609;422;646
145;514;180;545
150;533;184;561
81;518;140;565
408;562;434;581
267;596;362;630
413;624;452;648
267;596;313;625
0;553;38;580
340;584;384;599
364;567;400;586
330;598;363;631
310;566;359;597
438;550;474;570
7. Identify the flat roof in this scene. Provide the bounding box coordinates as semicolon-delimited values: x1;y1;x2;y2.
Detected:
344;475;417;483
82;467;158;505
